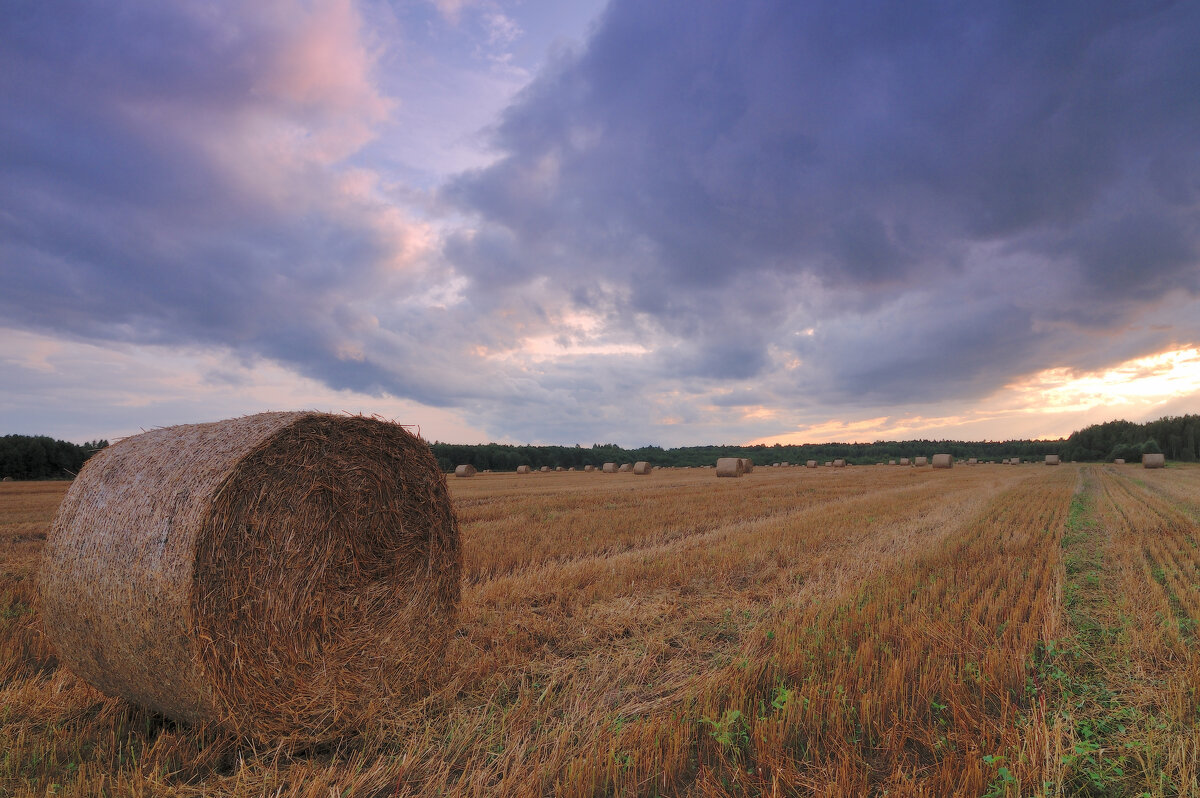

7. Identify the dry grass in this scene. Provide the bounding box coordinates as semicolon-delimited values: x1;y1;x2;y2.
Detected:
3;463;1199;795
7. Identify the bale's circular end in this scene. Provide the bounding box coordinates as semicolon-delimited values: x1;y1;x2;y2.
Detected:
40;412;461;743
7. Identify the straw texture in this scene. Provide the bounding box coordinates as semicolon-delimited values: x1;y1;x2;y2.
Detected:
633;462;652;475
932;454;953;469
602;463;617;473
914;457;928;466
39;412;461;743
715;458;743;477
516;465;531;474
619;464;633;473
455;464;477;477
1143;453;1166;469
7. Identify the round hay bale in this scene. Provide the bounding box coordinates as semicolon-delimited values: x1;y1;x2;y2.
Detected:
454;464;477;478
539;466;551;472
1143;453;1166;469
806;460;817;468
584;465;595;472
633;461;652;475
602;462;617;473
39;412;461;743
567;467;576;472
1114;458;1125;465
898;458;910;466
913;456;928;467
555;466;565;472
619;463;633;473
932;454;953;469
715;458;743;477
1044;455;1060;465
832;459;846;468
888;460;896;465
739;458;754;474
967;458;978;465
516;465;532;474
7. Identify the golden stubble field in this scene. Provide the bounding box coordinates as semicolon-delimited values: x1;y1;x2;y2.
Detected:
2;463;1199;796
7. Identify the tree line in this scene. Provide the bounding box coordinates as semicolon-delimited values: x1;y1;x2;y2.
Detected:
0;435;109;480
2;413;1194;479
431;414;1200;472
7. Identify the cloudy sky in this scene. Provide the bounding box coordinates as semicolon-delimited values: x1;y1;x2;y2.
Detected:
2;0;1198;446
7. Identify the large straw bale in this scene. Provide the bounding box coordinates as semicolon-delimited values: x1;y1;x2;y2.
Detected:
806;460;817;468
555;466;565;472
633;461;652;475
715;458;743;477
1113;459;1125;465
932;454;953;469
516;465;531;474
914;456;928;466
967;458;977;465
1045;455;1060;465
602;463;617;473
39;412;460;743
1143;453;1165;469
833;459;846;468
540;466;551;472
584;465;595;472
619;463;633;472
739;458;754;474
454;464;477;478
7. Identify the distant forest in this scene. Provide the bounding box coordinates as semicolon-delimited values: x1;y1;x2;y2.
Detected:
430;414;1200;472
2;414;1196;479
0;436;109;480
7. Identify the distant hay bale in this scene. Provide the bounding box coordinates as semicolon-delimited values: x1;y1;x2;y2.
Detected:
39;412;460;743
833;459;846;468
555;466;565;472
568;467;576;471
454;464;477;478
1;476;12;482
889;460;896;465
899;458;910;466
913;456;928;467
715;458;743;477
540;466;551;472
602;463;617;473
619;463;633;473
967;458;978;465
824;461;832;467
739;458;754;474
806;460;817;468
584;465;595;472
1114;458;1125;465
633;461;652;475
516;465;532;474
1045;455;1060;465
1143;453;1165;469
932;454;953;469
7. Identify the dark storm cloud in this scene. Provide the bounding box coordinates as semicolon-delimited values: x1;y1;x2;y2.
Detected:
449;0;1200;398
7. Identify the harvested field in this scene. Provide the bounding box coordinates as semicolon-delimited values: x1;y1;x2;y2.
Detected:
4;463;1200;796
